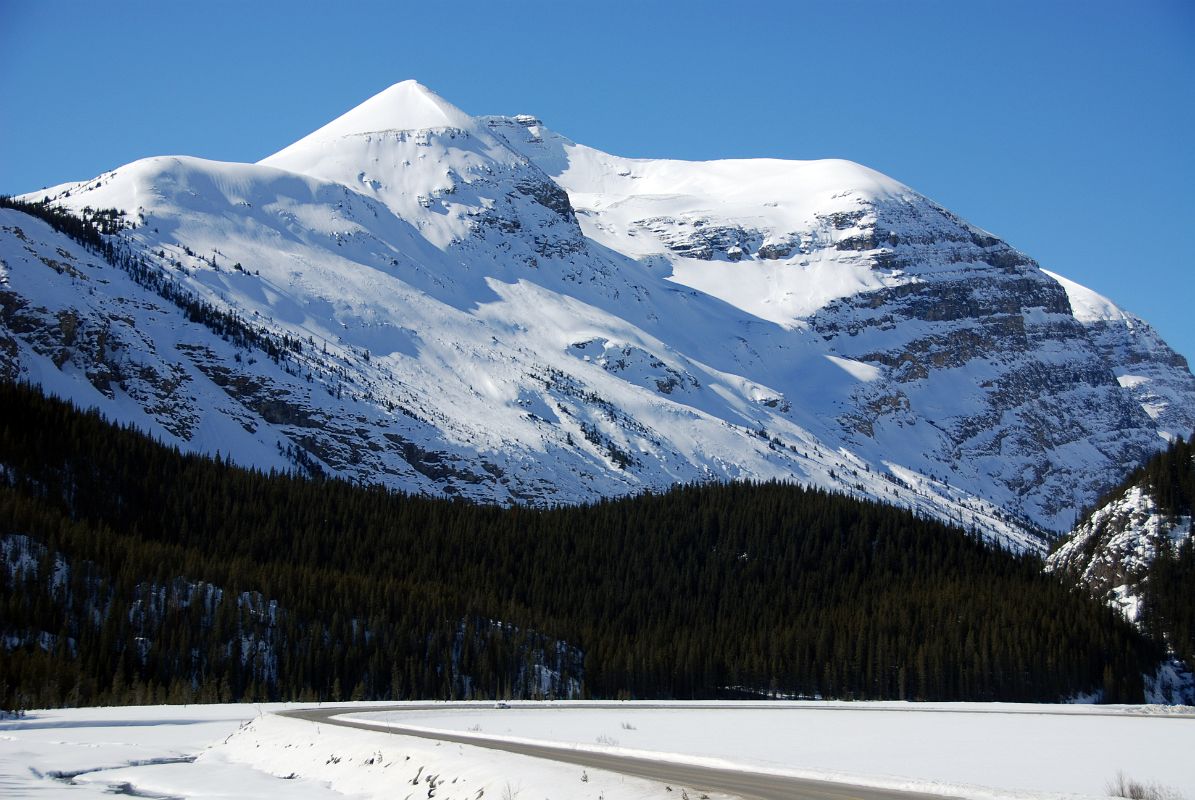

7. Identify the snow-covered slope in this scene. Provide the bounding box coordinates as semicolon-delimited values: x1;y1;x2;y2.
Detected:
483;114;916;323
5;80;1193;548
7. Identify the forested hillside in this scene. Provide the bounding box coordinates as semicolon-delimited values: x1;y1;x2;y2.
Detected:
1128;438;1194;669
1047;434;1194;684
0;382;1159;709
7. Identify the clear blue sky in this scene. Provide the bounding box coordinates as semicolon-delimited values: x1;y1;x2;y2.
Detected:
2;0;1192;363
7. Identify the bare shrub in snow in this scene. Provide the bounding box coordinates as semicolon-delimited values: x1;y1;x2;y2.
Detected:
1107;771;1185;800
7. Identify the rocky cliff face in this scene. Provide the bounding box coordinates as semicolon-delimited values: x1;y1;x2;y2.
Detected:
2;81;1191;550
801;197;1166;532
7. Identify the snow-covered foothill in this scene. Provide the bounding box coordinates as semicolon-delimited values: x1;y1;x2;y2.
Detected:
1047;484;1192;616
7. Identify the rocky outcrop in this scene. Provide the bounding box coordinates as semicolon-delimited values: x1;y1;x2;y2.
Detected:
634;217;762;261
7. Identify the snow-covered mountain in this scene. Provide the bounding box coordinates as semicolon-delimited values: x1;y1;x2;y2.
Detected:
4;80;1192;550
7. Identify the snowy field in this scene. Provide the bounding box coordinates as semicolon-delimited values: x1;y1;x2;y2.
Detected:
2;701;1193;799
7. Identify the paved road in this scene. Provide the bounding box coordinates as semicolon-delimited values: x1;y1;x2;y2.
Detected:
279;704;954;800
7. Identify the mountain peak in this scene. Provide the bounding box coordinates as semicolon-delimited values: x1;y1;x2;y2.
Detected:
349;80;476;132
262;80;477;165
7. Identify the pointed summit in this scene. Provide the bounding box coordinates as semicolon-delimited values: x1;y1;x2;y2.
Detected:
261;81;477;165
316;80;476;136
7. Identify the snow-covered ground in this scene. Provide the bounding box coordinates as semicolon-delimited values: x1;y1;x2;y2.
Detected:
0;702;684;800
3;701;1193;799
0;703;347;798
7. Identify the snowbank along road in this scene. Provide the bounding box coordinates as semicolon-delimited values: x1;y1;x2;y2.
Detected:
282;704;958;800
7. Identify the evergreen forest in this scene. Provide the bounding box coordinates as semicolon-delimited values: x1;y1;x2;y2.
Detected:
0;381;1161;710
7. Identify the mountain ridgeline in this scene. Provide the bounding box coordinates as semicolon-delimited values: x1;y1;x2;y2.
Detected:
0;381;1159;710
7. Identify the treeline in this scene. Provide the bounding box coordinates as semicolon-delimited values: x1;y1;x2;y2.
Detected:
0;381;1160;709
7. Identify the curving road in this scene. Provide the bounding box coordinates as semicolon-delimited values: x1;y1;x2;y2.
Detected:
279;704;954;800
